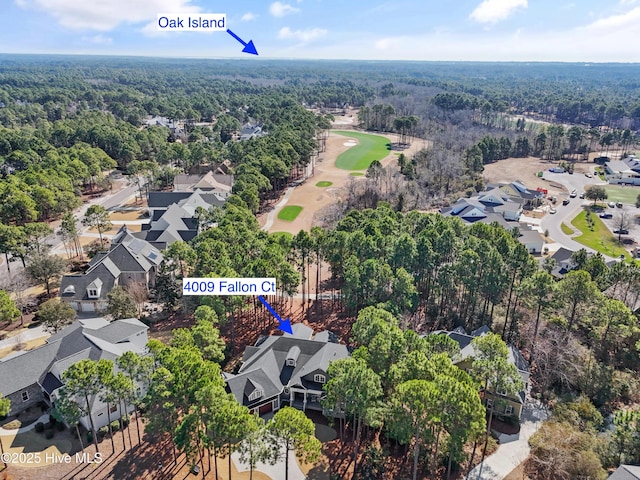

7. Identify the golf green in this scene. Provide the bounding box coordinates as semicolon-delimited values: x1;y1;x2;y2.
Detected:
334;131;391;170
277;205;303;222
316;181;333;187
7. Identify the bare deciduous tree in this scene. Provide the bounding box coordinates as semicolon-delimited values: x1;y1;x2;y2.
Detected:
126;281;148;318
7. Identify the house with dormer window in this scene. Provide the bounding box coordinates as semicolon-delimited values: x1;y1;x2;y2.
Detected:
60;226;163;312
224;324;350;416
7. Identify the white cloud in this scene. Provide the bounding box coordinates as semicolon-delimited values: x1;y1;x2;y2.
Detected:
241;12;257;21
278;26;326;43
15;0;201;31
581;6;640;32
269;2;300;18
470;0;527;24
82;34;113;45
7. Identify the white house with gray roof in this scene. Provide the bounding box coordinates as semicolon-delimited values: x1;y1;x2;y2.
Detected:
225;323;350;416
0;317;148;430
60;226;162;312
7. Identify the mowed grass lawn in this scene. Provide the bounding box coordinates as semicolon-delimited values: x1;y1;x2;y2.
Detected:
571;210;630;259
604;185;640;204
277;205;303;222
334;130;391;170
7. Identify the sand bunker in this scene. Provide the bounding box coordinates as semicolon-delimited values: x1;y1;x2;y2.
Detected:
343;141;357;146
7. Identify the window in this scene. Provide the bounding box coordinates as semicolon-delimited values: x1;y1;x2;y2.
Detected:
314;374;326;384
504;405;514;416
21;391;29;402
110;404;118;413
286;358;295;367
486;398;493;409
88;289;98;298
248;389;263;402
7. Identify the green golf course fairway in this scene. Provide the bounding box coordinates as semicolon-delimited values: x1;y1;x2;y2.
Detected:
334;131;391;170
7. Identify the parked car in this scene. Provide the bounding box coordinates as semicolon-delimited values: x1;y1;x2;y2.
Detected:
562;199;570;206
549;208;557;214
579;192;585;199
569;191;577;198
599;213;613;219
614;229;629;235
616;202;623;208
608;202;616;208
585;173;593;178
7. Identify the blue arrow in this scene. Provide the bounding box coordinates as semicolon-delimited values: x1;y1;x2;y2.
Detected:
226;29;258;55
258;295;292;334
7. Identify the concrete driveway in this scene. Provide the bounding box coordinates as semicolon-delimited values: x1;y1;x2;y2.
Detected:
468;400;549;480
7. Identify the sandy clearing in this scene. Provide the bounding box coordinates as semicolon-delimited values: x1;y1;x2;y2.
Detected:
482;156;593;195
261;131;429;234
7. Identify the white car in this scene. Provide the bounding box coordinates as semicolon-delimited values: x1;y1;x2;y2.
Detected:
585;173;593;178
549;208;557;214
608;202;616;208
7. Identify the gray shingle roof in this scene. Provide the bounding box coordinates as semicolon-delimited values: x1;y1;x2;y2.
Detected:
610;465;640;480
0;319;147;398
89;318;147;344
227;327;350;408
148;192;192;208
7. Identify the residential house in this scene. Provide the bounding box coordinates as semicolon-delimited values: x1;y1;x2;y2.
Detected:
547;247;576;278
139;190;225;249
239;122;267;141
518;225;545;254
173;170;234;198
225;324;350;416
60;226;163;312
609;465;640;480
440;182;545;253
606;156;640;185
0;317;148;430
430;326;530;419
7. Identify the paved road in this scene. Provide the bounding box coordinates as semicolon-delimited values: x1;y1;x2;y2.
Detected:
468;400;549;480
539;169;616;260
0;324;48;357
262;186;296;231
0;180;139;285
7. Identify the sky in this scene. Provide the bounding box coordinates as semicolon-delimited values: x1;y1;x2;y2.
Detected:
2;0;640;62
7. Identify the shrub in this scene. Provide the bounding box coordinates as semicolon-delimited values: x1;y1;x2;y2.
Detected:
110;420;120;432
56;422;65;432
49;415;57;426
87;430;93;443
35;422;45;433
45;429;54;439
98;426;109;438
121;415;129;427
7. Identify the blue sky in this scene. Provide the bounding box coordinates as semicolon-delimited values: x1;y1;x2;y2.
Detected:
2;0;640;61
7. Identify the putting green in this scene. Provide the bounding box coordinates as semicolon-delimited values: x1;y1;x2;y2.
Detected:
277;205;303;222
316;181;333;187
334;131;391;170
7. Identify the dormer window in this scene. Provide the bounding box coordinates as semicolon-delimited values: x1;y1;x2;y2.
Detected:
248;389;263;402
285;346;301;368
314;374;326;384
88;289;98;298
